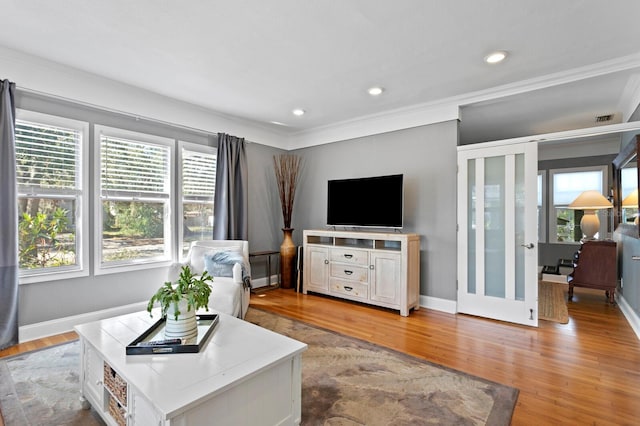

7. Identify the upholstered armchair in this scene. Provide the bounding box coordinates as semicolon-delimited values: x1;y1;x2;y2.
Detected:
168;240;251;319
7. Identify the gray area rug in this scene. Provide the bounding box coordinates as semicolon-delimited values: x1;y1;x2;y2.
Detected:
0;309;518;425
0;342;104;425
246;308;518;426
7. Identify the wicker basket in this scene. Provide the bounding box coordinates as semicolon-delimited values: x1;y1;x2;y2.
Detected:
108;394;127;426
104;362;127;406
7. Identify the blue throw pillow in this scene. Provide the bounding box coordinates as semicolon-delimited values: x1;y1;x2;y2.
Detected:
203;251;244;278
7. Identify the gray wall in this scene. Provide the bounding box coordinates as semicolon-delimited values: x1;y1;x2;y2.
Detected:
616;131;640;321
247;142;288;252
291;120;459;300
618;232;640;315
15;92;285;326
245;142;289;281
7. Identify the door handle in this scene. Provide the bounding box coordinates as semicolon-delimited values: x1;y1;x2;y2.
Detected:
521;243;535;249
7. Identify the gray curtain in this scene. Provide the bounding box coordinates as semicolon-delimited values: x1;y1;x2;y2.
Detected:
212;133;248;240
0;79;18;350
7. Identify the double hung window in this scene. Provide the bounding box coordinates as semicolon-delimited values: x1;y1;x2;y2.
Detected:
15;113;215;280
15;111;88;282
178;142;216;259
95;126;174;273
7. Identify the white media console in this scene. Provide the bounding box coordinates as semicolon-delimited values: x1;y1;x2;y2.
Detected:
302;229;420;316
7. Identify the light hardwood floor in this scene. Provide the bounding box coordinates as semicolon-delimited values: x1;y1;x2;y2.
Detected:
250;287;640;426
2;286;639;425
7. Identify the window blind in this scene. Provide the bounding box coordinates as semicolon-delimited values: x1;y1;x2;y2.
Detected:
182;150;216;201
553;170;603;205
101;135;169;197
15;120;79;190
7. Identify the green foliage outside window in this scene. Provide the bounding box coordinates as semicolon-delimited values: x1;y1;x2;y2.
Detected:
101;201;165;262
106;201;164;238
18;207;75;269
556;208;583;242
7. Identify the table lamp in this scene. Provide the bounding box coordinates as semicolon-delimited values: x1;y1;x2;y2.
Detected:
568;190;613;240
622;188;639;225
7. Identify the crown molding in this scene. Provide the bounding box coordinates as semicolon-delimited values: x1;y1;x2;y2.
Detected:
288;101;460;149
458;52;640;107
289;53;640;149
457;121;640;151
0;45;291;149
4;43;640;151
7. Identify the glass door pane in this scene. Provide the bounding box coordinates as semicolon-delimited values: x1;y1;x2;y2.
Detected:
515;154;525;300
467;159;476;294
485;156;505;298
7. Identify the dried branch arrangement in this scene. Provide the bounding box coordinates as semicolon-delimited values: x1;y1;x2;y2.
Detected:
273;154;302;228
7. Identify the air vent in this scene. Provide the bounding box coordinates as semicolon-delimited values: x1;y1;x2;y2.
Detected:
595;114;613;122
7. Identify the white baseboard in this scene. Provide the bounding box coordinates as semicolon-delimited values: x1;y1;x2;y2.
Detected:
22;287;638;343
617;294;640;340
541;274;569;283
19;301;148;343
18;275;278;343
419;295;457;314
251;275;278;289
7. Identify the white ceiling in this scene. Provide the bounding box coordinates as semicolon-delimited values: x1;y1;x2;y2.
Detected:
2;1;640;145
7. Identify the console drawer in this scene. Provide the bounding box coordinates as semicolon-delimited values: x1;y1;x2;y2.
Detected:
330;263;368;282
330;279;368;300
330;248;368;266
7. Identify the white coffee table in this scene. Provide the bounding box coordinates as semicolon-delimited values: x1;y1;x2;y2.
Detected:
74;309;307;426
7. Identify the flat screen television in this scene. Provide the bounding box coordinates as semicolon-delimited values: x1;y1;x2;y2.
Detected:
327;174;403;228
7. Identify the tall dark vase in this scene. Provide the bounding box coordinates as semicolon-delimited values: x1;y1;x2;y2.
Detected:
280;228;296;289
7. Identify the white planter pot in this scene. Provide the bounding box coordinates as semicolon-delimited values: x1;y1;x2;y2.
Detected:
164;299;198;341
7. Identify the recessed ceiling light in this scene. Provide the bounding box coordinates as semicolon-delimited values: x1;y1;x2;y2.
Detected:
292;109;305;116
368;87;384;96
484;51;507;64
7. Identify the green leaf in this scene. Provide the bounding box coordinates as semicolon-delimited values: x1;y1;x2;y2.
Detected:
147;265;213;320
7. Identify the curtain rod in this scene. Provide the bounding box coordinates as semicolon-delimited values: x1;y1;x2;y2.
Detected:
16;84;220;139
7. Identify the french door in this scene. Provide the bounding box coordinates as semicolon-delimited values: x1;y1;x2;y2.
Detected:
457;141;539;326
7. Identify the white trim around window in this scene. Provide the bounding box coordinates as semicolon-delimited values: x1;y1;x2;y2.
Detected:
16;109;90;284
94;125;175;275
177;141;217;262
538;170;546;243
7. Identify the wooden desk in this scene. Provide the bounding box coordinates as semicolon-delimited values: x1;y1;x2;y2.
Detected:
568;240;617;304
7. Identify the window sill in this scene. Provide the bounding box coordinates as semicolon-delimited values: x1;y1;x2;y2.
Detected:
19;268;89;285
94;259;173;276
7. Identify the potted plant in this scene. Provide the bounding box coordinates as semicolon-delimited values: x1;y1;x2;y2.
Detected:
147;265;213;340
